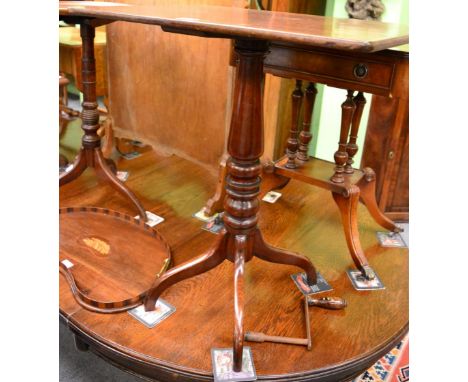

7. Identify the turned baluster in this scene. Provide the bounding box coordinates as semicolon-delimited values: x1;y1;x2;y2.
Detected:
331;90;356;183
223;39;268;372
345;92;367;174
80;23;101;158
285;80;304;169
297;82;318;162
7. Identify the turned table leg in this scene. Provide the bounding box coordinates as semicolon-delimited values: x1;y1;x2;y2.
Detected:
285;80;304;169
297;83;317;162
223;40;267;371
59;21;147;221
331;90;356;183
345;92;366;174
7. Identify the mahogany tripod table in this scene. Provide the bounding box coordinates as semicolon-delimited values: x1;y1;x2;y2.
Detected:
59;1;408;376
58;18;147;221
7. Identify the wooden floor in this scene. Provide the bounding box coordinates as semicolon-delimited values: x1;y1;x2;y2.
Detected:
59;138;408;381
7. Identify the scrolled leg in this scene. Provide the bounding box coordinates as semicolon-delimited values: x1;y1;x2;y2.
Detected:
332;186;375;280
144;234;227;310
253;229;317;285
358;168;402;232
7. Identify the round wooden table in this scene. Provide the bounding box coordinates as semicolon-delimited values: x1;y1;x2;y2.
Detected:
60;154;408;382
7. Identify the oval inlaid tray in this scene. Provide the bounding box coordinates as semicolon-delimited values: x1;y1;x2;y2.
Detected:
59;207;171;313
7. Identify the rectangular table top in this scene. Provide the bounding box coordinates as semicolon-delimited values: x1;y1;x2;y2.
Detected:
59;1;408;53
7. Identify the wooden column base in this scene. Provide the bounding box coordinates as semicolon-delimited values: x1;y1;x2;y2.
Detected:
59;146;147;221
202;159;289;216
144;228;317;372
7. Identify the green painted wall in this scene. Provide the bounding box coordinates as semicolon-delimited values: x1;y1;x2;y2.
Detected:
309;0;409;167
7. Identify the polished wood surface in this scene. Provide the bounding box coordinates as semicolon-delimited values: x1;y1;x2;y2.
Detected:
60;207;171;313
59;1;408;52
58;3;408;378
60;148;408;381
264;43;408;98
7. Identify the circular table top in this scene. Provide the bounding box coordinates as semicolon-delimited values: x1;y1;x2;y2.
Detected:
60;155;408;382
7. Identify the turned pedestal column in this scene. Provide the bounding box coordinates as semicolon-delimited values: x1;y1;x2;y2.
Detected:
59;21;147;221
144;39;318;372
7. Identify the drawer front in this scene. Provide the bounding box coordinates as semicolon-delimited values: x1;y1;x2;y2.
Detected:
265;44;397;96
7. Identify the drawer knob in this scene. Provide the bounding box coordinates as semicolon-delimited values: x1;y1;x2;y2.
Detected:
353;63;368;79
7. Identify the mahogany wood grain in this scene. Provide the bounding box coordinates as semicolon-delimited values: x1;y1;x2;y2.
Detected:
264;44;408;98
60;149;408;381
59;2;408;52
59;207;171;313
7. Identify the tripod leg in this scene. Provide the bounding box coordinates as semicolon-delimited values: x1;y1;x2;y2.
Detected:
233;235;247;372
144;234;227;310
253;229;317;285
